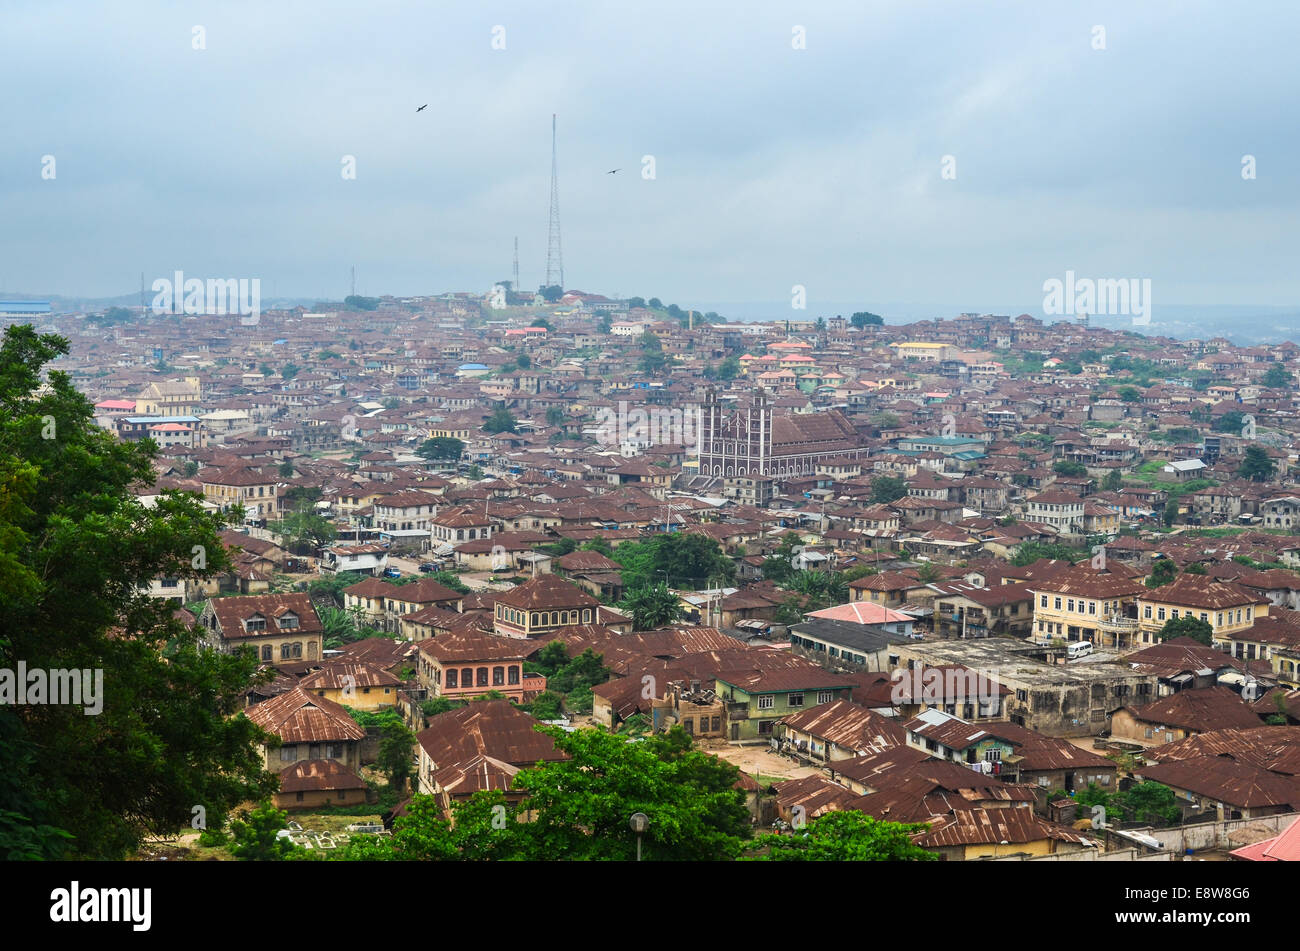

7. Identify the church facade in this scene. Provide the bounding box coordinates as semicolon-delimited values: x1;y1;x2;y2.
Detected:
696;388;866;478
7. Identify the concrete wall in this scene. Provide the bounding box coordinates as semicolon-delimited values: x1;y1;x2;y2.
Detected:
989;811;1300;860
1146;811;1300;854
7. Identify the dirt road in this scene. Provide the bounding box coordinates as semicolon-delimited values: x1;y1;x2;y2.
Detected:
705;743;821;783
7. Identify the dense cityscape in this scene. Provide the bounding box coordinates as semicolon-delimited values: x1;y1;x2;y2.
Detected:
6;2;1296;937
6;292;1300;871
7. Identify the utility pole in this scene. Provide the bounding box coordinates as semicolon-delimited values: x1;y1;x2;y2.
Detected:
513;236;520;290
351;266;356;298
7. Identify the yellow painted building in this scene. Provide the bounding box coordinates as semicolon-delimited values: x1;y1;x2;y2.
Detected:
135;378;202;416
888;341;959;362
1134;576;1268;648
1029;568;1147;649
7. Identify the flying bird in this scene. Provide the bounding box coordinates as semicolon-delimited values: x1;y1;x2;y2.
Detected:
607;168;620;174
416;104;428;112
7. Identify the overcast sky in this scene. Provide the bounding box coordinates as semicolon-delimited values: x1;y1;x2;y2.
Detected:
4;0;1297;318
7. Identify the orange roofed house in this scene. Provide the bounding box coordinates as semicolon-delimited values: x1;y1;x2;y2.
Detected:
415;700;568;815
243;685;366;770
416;629;545;703
493;573;601;639
200;592;324;663
244;686;368;810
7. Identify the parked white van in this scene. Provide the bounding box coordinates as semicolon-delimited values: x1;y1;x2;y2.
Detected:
1067;640;1094;659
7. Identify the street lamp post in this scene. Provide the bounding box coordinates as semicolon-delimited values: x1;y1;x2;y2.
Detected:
629;812;649;862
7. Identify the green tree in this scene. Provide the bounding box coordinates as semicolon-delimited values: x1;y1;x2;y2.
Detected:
638;332;669;374
0;325;277;860
1114;782;1183;827
870;475;908;504
1213;410;1246;434
527;691;565;720
1011;541;1081;566
790;569;849;607
1157;615;1213;646
278;459;294;478
914;562;942;584
747;810;934;861
334;793;457;861
505;725;751;860
1146;558;1178;588
431;571;470;594
416;437;465;461
1239;445;1276;482
620;583;684;629
870;411;901;430
1053;460;1088;477
335;726;749;861
762;555;795;584
841;564;878;583
717;356;741;380
850;312;884;329
545;406;566;427
269;500;338;552
1262;363;1293;388
1103;470;1123;492
1117;386;1141;402
483;408;518;434
539;285;563;302
318;604;375;649
611;532;735;591
539;536;577;557
377;720;417;792
281;363;300;380
773;595;806;626
228;803;298;861
421;696;463;717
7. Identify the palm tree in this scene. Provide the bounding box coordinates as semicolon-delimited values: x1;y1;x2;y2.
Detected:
620;583;683;630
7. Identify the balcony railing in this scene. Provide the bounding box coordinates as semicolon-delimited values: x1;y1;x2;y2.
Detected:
1098;616;1139;632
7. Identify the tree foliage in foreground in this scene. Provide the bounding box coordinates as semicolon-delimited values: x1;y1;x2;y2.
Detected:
228;803;298;861
745;810;935;861
333;726;751;861
0;325;278;859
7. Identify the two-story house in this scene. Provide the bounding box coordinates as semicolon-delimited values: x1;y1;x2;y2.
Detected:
416;630;542;704
492;574;601;639
715;666;859;743
1136;575;1270;649
201;593;324;663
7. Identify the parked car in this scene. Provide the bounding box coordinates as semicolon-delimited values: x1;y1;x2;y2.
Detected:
418;563;435;573
383;567;402;579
